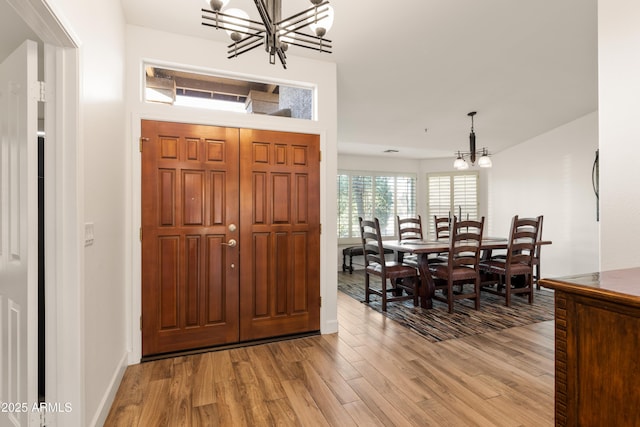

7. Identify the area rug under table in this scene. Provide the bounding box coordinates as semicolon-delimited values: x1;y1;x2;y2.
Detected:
338;270;555;342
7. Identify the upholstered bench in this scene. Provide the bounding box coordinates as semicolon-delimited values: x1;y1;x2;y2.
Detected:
341;246;394;274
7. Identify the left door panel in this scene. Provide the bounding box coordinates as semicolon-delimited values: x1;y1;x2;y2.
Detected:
141;120;240;356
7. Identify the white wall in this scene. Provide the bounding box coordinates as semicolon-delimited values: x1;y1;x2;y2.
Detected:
48;0;128;425
598;0;640;270
124;25;339;363
486;112;600;277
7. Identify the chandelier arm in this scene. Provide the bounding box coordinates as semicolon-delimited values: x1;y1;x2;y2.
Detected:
230;31;265;45
276;3;329;27
227;39;265;58
287;40;332;53
291;31;332;44
279;10;330;38
276;48;288;69
253;0;274;29
226;34;264;52
278;14;319;34
207;24;263;41
202;10;265;28
202;22;266;38
202;15;267;35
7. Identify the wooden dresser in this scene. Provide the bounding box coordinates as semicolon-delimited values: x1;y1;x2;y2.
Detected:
540;268;640;426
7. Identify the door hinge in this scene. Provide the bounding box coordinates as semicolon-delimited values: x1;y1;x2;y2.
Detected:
139;228;142;241
140;137;149;152
319;224;322;234
37;81;46;103
319;150;322;162
319;296;322;307
140;316;143;330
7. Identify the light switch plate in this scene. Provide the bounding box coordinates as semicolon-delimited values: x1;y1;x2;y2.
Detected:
84;222;94;246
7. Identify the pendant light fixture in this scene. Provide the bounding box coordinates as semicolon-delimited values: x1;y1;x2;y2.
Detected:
453;111;492;170
202;0;334;69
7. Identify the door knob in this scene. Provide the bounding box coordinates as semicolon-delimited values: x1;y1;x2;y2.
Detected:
221;239;237;248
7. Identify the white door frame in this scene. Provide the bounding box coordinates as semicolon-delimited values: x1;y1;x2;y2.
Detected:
6;1;82;426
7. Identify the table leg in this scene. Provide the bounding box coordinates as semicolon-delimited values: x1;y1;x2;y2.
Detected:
416;253;434;309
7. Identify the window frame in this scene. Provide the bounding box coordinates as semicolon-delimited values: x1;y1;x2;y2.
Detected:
338;170;418;244
426;171;479;238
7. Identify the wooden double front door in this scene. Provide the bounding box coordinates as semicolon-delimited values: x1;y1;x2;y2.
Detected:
141;120;320;357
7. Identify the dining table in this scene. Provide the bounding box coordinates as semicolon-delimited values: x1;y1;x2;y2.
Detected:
383;237;552;309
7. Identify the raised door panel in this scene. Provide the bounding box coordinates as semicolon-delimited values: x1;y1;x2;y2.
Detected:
564;293;640;426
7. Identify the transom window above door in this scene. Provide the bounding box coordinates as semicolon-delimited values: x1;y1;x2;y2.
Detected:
143;64;314;120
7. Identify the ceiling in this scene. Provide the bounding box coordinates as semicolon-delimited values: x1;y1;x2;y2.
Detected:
3;0;598;160
0;2;41;61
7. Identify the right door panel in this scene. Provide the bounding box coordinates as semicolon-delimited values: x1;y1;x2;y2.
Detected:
239;129;320;341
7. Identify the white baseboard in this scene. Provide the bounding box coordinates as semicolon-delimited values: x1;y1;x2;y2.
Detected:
322;319;339;334
88;352;129;427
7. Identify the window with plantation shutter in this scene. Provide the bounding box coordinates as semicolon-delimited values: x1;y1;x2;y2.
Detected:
426;172;478;237
337;171;417;240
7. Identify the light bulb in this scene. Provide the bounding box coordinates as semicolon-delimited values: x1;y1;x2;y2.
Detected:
478;154;492;168
453;153;466;170
224;8;249;40
478;148;492;168
309;4;334;37
206;0;230;12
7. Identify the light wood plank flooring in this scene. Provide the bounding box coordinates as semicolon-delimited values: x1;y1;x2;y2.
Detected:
105;291;554;426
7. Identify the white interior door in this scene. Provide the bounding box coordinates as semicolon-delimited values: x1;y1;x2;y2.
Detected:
0;39;39;427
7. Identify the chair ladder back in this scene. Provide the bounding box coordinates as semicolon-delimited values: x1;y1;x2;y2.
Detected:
449;218;485;268
506;215;540;267
359;217;386;269
397;215;423;240
434;215;453;239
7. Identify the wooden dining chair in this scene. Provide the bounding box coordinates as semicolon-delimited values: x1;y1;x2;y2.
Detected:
434;215;452;239
432;215;456;263
429;217;485;313
359;217;420;311
479;215;542;306
397;215;423;241
396;215;423;266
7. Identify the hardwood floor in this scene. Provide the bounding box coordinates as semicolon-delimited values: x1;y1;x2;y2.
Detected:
105;291;555;426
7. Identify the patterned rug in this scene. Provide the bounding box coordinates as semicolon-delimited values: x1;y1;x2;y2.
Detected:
338;270;555;342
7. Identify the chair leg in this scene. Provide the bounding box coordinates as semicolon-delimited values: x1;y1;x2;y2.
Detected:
381;277;388;312
528;273;534;304
447;278;454;313
474;275;481;310
365;273;370;303
505;275;512;307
